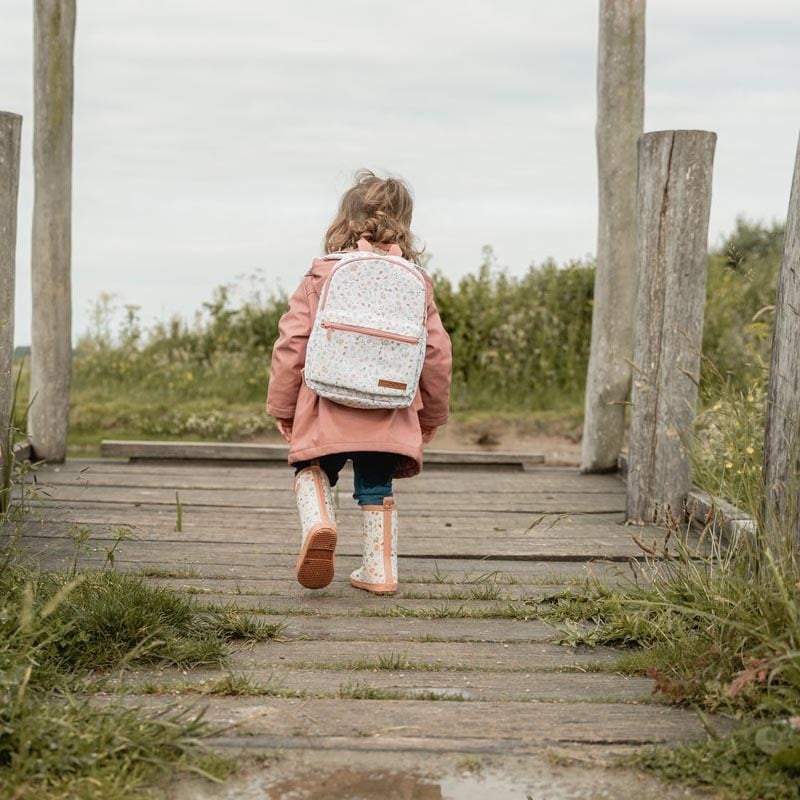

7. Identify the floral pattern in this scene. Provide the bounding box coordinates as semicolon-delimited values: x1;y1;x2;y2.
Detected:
304;253;428;409
350;498;398;588
294;466;335;545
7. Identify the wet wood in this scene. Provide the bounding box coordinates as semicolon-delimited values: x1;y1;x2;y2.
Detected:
627;130;716;523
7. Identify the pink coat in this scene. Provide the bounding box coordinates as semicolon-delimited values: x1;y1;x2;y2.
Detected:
267;245;453;479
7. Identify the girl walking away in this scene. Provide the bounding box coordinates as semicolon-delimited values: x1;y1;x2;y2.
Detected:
267;170;452;595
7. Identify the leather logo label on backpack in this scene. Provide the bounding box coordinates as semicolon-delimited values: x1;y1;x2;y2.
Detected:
378;378;407;390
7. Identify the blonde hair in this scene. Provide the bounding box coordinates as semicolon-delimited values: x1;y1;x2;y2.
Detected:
325;170;422;262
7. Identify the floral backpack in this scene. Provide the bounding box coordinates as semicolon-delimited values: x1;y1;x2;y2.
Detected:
304;239;428;409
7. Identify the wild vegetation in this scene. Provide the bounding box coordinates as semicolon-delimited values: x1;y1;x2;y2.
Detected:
536;338;799;800
12;218;782;501
0;548;284;799
1;383;279;800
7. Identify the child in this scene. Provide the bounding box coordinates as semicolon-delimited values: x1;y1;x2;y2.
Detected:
267;170;452;595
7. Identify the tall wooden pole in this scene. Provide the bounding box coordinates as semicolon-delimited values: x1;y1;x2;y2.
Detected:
763;134;800;551
626;130;716;524
582;0;646;473
0;112;23;446
29;0;76;461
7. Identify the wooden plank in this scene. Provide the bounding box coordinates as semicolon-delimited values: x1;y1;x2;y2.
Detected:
582;0;646;472
18;531;654;561
764;133;800;549
29;466;625;495
174;594;554;622
106;695;714;746
100;440;544;467
227;639;619;671
26;548;642;578
26;484;626;513
144;577;574;601
20;515;643;542
627;130;716;523
23;506;630;533
116;666;656;703
686;489;755;541
29;0;76;461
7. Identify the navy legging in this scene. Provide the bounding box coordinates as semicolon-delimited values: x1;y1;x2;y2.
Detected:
293;452;398;506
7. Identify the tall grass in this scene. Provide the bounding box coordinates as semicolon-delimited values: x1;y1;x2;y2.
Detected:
537;397;800;798
11;218;784;470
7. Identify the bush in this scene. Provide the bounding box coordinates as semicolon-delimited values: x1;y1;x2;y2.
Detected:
17;218;783;467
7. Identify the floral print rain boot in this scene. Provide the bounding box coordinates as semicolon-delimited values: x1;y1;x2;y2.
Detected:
350;497;398;595
294;465;337;589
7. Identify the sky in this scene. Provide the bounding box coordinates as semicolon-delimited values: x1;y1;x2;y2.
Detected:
2;0;799;345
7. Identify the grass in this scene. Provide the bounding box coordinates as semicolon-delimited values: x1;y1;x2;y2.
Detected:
0;546;281;797
534;413;800;799
137;672;304;699
0;561;249;798
337;681;467;701
365;602;538;620
631;720;800;800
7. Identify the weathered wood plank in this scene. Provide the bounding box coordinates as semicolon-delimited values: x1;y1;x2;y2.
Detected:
763;133;800;549
26;549;638;578
105;695;714;746
582;0;646;472
22;506;630;534
17;530;654;560
145;577;573;601
29;466;625;495
0;111;22;449
29;0;76;461
627;130;716;523
26;484;626;513
101;440;544;467
116;666;656;703
227;639;618;671
20;515;644;543
186;593;549;619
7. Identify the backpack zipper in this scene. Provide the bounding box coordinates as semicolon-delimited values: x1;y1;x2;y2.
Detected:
321;320;419;344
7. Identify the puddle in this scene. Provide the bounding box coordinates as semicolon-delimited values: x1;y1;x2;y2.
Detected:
177;764;681;800
169;751;706;800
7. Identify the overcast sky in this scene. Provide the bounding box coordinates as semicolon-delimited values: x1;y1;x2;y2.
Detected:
2;1;799;344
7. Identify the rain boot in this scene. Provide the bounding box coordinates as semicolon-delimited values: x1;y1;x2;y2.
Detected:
294;465;336;589
350;497;398;595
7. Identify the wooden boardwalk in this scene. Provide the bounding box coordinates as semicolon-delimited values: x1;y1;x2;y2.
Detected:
21;454;712;791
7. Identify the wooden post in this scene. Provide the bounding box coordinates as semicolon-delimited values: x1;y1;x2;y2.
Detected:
29;0;76;462
626;130;716;524
0;112;23;446
763;134;800;550
582;0;646;473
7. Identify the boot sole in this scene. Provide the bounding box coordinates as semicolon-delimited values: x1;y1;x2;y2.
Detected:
350;577;398;596
296;527;337;589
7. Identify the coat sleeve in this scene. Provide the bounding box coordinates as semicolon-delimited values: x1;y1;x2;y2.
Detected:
418;284;452;429
266;278;313;420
